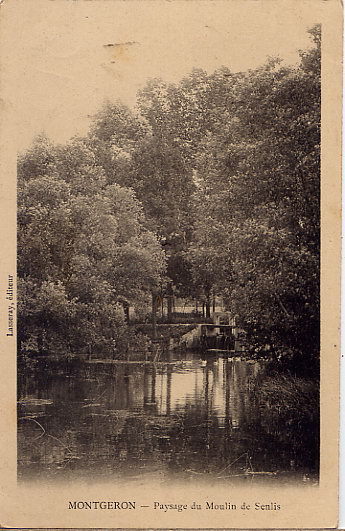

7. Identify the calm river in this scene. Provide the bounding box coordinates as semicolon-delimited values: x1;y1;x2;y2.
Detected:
18;352;318;485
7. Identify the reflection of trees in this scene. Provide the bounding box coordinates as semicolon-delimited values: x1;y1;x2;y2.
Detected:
228;360;252;429
18;360;259;478
143;365;158;414
166;365;172;415
18;359;318;481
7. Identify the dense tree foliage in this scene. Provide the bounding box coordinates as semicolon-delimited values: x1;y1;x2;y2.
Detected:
18;26;320;373
18;136;165;356
187;26;320;372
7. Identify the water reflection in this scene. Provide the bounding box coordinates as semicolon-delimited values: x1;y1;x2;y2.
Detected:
18;353;318;485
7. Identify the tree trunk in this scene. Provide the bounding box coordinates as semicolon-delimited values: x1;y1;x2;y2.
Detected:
205;300;211;319
212;293;216;313
152;292;158;340
167;282;173;323
205;291;211;319
123;302;130;324
37;329;44;356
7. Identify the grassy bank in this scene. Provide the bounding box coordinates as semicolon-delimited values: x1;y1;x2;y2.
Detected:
254;373;319;471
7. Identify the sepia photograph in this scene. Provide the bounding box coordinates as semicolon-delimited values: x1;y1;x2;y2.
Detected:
0;0;341;528
17;2;321;487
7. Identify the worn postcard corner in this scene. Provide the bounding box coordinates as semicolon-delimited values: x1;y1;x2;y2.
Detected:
0;0;342;528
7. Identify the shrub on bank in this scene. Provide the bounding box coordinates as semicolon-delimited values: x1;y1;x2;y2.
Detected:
255;373;319;470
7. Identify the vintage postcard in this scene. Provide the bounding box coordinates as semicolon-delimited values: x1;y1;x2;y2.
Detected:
0;0;342;528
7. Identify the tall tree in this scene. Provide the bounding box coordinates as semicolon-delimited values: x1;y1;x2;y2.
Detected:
18;137;166;356
187;25;320;371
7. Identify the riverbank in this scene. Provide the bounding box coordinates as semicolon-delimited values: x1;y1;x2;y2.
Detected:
132;323;196;340
252;372;319;473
